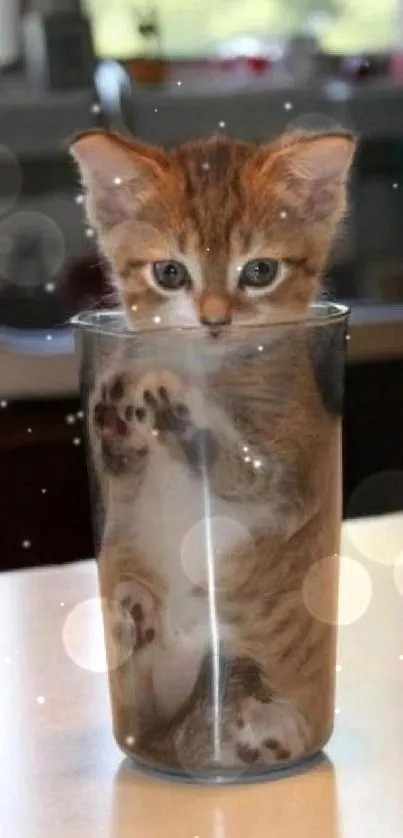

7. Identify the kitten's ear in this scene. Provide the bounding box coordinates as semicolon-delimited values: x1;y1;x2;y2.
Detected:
287;132;355;188
70;130;166;230
267;132;356;223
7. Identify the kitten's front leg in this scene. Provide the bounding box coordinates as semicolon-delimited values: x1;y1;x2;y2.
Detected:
199;409;315;537
130;372;278;490
131;369;218;472
131;372;295;526
90;370;158;481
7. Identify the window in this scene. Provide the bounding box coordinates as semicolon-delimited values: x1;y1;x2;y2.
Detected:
84;0;395;59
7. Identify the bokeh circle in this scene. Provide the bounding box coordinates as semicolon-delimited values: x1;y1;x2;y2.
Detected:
393;552;403;597
62;597;134;673
284;111;346;136
0;144;22;216
345;471;403;565
181;516;255;593
303;555;373;626
165;592;212;647
0;211;65;285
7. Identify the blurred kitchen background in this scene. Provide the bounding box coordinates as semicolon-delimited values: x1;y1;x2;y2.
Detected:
1;0;403;570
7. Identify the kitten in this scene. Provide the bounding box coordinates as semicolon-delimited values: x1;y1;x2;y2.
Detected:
71;129;355;773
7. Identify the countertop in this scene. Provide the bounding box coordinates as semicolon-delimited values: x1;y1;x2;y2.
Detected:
1;512;403;837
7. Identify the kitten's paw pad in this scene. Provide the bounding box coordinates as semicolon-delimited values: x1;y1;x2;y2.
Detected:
135;371;193;437
93;374;131;439
91;372;150;474
135;371;217;471
235;696;310;766
114;580;160;654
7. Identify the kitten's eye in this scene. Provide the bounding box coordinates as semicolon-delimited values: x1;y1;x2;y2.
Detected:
239;259;281;293
152;261;190;291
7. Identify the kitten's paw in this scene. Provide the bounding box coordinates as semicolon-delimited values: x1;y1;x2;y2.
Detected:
135;371;217;471
134;370;191;436
114;579;160;654
91;371;151;476
234;696;311;766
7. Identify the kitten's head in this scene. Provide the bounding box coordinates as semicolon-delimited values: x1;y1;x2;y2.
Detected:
71;129;355;335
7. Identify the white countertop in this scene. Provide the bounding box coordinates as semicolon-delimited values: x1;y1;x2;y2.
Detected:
1;513;403;837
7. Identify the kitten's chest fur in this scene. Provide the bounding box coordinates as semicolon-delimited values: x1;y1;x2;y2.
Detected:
114;444;265;599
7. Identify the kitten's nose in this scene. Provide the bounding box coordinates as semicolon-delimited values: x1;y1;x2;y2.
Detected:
200;313;231;327
199;294;232;336
200;313;231;337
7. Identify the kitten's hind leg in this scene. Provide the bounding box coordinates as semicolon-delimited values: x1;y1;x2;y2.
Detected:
113;579;161;653
99;546;166;732
166;661;311;771
101;552;207;732
233;695;311;766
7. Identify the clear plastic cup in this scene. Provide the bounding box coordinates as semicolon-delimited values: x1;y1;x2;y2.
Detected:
72;302;348;783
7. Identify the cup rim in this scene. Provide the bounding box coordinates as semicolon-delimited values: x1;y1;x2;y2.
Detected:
70;301;350;338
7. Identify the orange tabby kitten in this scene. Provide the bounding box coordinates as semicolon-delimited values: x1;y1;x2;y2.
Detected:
72;129;355;772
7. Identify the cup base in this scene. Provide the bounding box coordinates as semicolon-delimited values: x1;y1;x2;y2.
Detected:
119;745;327;785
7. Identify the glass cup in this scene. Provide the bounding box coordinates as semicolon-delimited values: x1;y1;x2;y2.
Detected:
72;302;348;783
